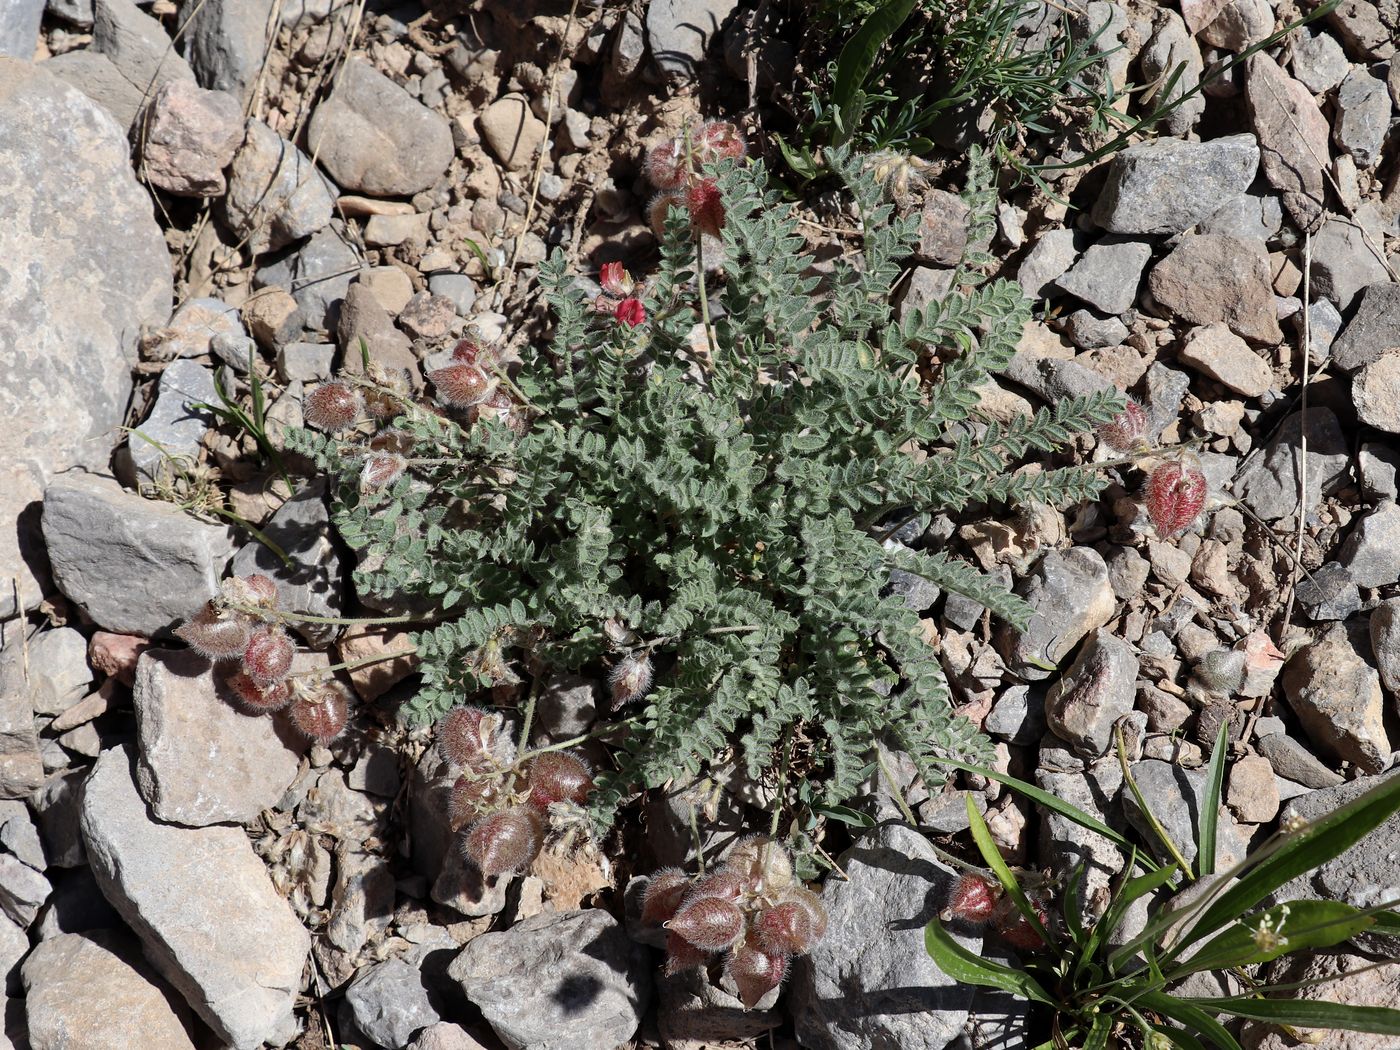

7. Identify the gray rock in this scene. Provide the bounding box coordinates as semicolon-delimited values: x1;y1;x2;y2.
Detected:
138;78;244;197
1147;233;1282;344
913;189;971;268
127;359;218;491
32;768;86;868
1235;408;1349;522
1144;361;1192;434
325;845;393;957
1334;68;1392;168
22;931;200;1050
611;9;646;78
427;274;478;316
133;648;302;826
277;341;335;383
996;548;1115;680
23;627;92;716
536;674;598;743
790;822;978;1050
1310;217;1390;313
223;118;334;256
1332;283;1400;373
1290;27;1349;93
345;958;442;1049
1199;0;1272;49
656;961;782;1047
1122;760;1249;870
0;853;49;927
254;225;364;331
1092;134;1259;234
478;94;547;173
646;0;740;79
1044;629;1138;757
1199;190;1283;241
41;473;235;636
985;685;1046;745
92;0;194;103
81;745;309;1049
0;0;42;58
307;57;454;197
1282;622;1390;774
1361;442;1400;502
1063;309;1128;350
897;267;956;322
177;0;275;104
1016;228;1079;299
1294;562;1361;621
1338;500;1400;587
1245;53;1329;230
0;916;23;996
1370;597;1400;696
409;1023;491;1050
230;480;347;646
1292;296;1342;365
0;60;173;619
1037;751;1126;922
447;909;650;1050
1054;237;1150;315
1139;10;1205;135
162;296;246;361
42;48;148;129
1257;732;1344;790
0;804;44;873
1001;353;1114;403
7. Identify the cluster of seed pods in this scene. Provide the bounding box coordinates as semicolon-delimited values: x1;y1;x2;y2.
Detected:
643;119;746;242
175;574;350;742
1097;398;1208;539
942;872;1052;952
640;837;829;1009
437;705;594;877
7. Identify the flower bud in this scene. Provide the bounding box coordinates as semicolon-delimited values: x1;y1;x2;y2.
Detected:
428;363;496;408
667;895;745;951
728;938;787;1010
753;901;814;955
1145;457;1208;538
1097;398;1149;452
464;806;545;876
242;627;294;687
175;606;252;661
288;682;350;743
613;297;647;328
226;671;292;713
304;381;363;432
523;752;594;810
943;872;1002;924
641;868;690;928
609;653;653;706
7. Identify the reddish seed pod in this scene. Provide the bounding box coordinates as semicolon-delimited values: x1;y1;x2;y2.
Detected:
685;178;725;238
1097;398;1149;452
1145;457;1208;538
943;872;1003;924
685;868;744;905
668;895;745;951
522;752;594;810
613;297;647;328
641;869;691;928
436;706;514;771
728;938;788;1010
428;363;495;407
995;906;1049;952
647;191;682;237
779;885;829;944
449;773;502;830
464;806;545;876
175;607;252;661
726;836;794;895
663;931;712;975
242;574;279;607
360;452;407;491
695;120;746;164
753;901;814;956
288;683;350;743
226;672;292;713
304;381;363;432
449;338;483;365
609;652;653;707
645;138;689;189
242;627;294;687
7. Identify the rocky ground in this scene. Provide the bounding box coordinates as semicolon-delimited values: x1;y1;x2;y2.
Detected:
0;0;1399;1048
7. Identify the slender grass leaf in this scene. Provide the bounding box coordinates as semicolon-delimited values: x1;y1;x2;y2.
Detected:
1170;900;1375;976
924;921;1053;1004
966;793;1051;945
1136;991;1242;1050
1185;996;1400;1035
1198;721;1229;878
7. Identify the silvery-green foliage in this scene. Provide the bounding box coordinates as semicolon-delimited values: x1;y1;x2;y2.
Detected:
287;148;1121;824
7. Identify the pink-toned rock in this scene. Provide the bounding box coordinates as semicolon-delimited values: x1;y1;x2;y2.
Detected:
1148;234;1283;344
336;625;419;702
1180;0;1231;34
1245;53;1330;230
138;79;244;197
88;631;150;686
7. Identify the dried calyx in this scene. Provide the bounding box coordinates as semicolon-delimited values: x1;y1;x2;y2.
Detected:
640;836;829;1009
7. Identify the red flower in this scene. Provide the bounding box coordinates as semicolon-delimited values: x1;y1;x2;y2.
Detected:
614;297;646;328
1145;458;1208;538
685;178;725;237
599;261;634;297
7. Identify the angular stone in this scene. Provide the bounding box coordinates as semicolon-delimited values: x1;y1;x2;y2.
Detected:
996;548;1115;680
138;78;244;197
645;0;740;79
0;853;49;927
1044;629;1138;757
1332;283;1400;372
22;931;199;1050
1122;760;1248;869
1148;233;1282;343
254;225;364;332
22;627;92;716
657;962;782;1048
1246;951;1400;1048
1054;237;1150;314
1236;407;1349;521
1293;295;1343;365
1092;134;1259;235
92;0;194;103
1226;753;1278;823
1245;53;1330;230
307;57;454;197
1139;9;1205;134
1199;0;1272;49
1177;322;1274;397
913;189;970;267
1037;753;1126;921
41;49;147;130
1338;500;1400;587
242;286;304;350
0;61;173;619
1310;217;1391;312
1334;67;1392;168
1200;190;1283;241
1016;228;1080;299
0;0;41;59
448;909;650;1050
41;473;235;636
127;359;219;491
177;0;275;104
1353;351;1400;433
1290;27;1349;93
132;648;302;826
81;746;309;1048
1282;623;1390;774
344;957;442;1049
223;118;334;256
1256;732;1343;789
790;822;979;1050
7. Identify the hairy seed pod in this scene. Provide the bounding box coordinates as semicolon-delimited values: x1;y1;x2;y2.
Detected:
1097;398;1149;452
645;137;688;189
449;773;502;830
728;938;788;1010
641;868;691;928
242;574;279;607
304;381;363;432
1145;458;1208;538
428;363;496;407
695;120;746;164
288;683;350;742
436;706;514;771
753;901;814;956
725;836;793;895
994;901;1049;952
667;895;745;951
523;752;594;810
242;627;294;687
175;607;252;661
685;178;725;237
450;338;483;365
225;671;292;713
685;868;744;905
609;653;653;707
647;191;682;238
663;931;711;974
464;806;544;876
360;452;407;492
943;872;1002;924
779;885;829;943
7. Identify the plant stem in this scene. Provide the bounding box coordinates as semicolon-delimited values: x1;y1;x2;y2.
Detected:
770;728;791;838
287;648;416;679
877;748;919;826
227;602;420;627
517;676;540;753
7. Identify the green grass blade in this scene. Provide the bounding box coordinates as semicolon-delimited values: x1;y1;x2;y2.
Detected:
832;0;918;138
1169;900;1376;977
924;921;1054;1004
965;792;1051;945
1198;721;1229;878
1185;996;1400;1035
1136;991;1242;1050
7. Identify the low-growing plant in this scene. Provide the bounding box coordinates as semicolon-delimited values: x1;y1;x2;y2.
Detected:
285;134;1123;851
925;729;1400;1049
